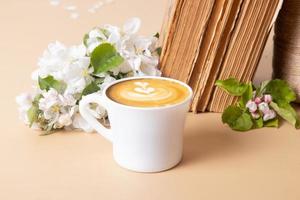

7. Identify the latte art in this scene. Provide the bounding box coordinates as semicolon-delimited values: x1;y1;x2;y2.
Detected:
133;81;155;94
107;79;190;107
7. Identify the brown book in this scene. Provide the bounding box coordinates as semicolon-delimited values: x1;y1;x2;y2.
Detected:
159;0;215;83
189;0;244;112
208;0;282;112
159;0;283;113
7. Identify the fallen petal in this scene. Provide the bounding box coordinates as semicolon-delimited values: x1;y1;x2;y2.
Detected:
70;12;79;20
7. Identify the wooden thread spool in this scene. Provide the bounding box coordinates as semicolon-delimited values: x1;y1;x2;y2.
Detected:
273;0;300;102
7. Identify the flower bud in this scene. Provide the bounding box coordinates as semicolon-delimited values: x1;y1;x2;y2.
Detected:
251;112;260;119
58;113;72;126
263;109;276;121
254;97;262;104
252;91;257;98
258;102;270;114
264;94;272;104
246;100;257;113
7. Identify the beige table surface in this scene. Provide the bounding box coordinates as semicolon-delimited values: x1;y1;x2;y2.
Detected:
1;1;300;200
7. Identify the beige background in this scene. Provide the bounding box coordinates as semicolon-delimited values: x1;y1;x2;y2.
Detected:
0;1;299;200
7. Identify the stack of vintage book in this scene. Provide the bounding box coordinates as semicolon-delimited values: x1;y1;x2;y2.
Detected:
159;0;283;112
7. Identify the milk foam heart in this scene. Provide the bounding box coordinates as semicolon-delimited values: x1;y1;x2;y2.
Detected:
106;78;190;107
134;87;155;94
134;81;149;88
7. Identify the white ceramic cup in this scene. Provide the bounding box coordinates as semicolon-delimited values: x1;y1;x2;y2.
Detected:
79;76;192;172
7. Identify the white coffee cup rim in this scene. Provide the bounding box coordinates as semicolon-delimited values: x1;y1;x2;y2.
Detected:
102;76;193;110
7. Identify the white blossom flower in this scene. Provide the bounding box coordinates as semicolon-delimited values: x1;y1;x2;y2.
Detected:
86;38;101;54
59;93;77;107
263;109;276;121
96;105;106;118
18;18;162;133
38;89;77;128
33;41;66;80
122;17;141;35
33;42;92;95
58;113;73;127
89;28;106;39
86;28;107;53
85;23;122;54
16;93;33;124
246;100;257;113
137;62;161;76
63;62;92;94
87;103;107;119
85;17;160;77
116;35;160;76
85;24;121;54
16;93;33;110
116;61;134;74
39;89;59;112
100;75;116;90
105;25;121;44
72;113;94;132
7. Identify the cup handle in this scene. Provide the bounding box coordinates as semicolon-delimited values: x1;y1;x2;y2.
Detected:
79;93;113;142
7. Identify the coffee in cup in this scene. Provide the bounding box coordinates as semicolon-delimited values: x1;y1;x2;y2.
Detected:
106;78;190;107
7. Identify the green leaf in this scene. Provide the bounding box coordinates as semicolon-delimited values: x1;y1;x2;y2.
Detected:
264;118;279;128
154;32;160;38
222;106;243;125
106;71;129;80
234;113;253;131
265;79;296;104
81;81;100;97
94;77;105;85
256;80;270;97
216;78;249;96
83;33;89;47
222;106;253;131
27;105;39;127
253;117;264;128
100;28;110;38
240;84;253;107
38;76;66;93
32;94;42;105
91;43;124;74
270;102;300;129
39;124;55;136
155;47;162;56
